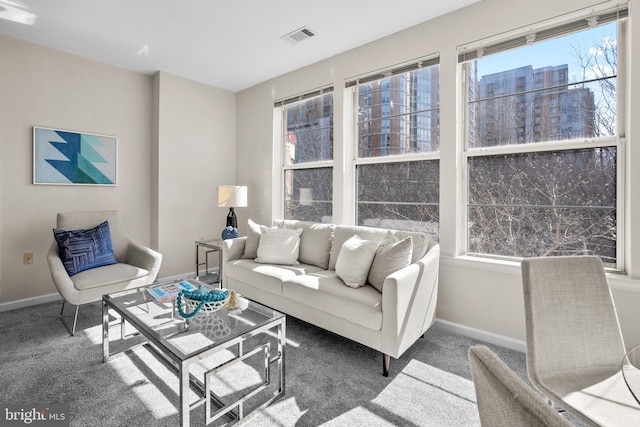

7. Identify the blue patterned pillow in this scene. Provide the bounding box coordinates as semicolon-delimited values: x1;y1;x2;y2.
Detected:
53;221;117;276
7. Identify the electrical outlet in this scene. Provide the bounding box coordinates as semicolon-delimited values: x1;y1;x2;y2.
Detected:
23;253;34;265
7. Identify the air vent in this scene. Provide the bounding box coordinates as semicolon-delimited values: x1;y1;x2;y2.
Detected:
280;26;316;45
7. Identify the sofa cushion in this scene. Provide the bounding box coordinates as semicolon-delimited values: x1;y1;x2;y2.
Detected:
72;263;148;290
53;221;118;276
225;259;324;295
329;225;390;270
255;227;303;265
275;220;334;269
335;235;378;288
368;234;413;292
283;270;383;330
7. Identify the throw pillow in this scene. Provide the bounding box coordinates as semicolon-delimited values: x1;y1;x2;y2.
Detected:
368;234;413;293
393;230;429;263
335;234;378;288
242;219;263;259
255;227;303;265
276;220;334;269
53;221;117;276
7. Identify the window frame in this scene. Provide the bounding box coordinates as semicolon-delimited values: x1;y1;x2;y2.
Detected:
275;86;334;222
458;6;627;270
349;55;441;233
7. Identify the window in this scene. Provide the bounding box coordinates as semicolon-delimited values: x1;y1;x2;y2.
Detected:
348;57;440;238
278;88;333;222
460;6;626;267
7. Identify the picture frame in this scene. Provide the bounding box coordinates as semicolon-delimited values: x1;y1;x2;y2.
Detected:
33;126;117;186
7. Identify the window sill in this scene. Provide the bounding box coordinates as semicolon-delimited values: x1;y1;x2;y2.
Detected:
440;254;521;275
440;254;640;293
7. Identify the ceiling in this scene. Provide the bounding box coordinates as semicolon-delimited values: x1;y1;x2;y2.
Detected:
0;0;479;92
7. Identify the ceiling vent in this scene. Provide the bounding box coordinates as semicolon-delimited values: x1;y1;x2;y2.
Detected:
280;26;316;45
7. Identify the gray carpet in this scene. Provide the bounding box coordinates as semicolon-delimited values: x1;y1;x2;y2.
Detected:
0;299;533;426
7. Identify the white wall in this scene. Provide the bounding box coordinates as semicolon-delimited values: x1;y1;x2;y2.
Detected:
0;37;237;305
0;35;153;303
154;71;237;276
236;0;640;347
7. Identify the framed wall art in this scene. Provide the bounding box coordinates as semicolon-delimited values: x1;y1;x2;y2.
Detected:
33;127;117;185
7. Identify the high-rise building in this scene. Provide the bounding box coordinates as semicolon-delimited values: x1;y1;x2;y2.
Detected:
472;64;595;146
358;66;439;157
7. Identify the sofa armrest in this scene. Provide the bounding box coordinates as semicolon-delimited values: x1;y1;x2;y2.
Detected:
222;237;246;264
381;242;440;358
126;241;163;282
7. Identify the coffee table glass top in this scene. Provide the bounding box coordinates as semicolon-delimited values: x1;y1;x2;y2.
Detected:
104;281;284;361
622;344;640;404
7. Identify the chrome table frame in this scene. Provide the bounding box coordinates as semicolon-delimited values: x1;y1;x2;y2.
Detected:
195;239;223;283
102;289;286;427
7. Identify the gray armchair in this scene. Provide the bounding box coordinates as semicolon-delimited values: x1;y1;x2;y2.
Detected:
521;256;640;426
47;210;162;335
468;345;573;427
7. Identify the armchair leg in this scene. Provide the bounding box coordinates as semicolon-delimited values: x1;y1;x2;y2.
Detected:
382;353;390;377
60;301;80;336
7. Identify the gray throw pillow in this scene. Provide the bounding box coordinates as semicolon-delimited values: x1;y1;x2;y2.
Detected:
242;219;262;259
368;234;413;293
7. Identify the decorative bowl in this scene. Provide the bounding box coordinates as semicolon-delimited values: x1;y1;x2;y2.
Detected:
181;289;231;313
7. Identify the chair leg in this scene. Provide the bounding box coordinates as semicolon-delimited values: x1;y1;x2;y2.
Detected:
60;301;80;336
383;353;390;377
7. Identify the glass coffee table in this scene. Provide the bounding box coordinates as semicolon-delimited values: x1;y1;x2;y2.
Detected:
102;280;286;427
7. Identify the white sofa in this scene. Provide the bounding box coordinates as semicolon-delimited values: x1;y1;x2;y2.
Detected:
222;220;440;376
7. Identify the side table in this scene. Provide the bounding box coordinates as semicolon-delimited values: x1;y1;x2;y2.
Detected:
195;239;223;284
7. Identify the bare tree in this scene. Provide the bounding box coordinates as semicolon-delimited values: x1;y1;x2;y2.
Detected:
571;37;617;137
468;147;616;264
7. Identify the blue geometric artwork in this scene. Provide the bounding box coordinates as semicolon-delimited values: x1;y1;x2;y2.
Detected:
33;127;117;185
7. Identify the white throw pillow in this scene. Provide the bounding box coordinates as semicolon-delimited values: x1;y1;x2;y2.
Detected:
242;219;263;259
276;220;334;269
335;234;379;288
368;234;413;293
255;227;303;265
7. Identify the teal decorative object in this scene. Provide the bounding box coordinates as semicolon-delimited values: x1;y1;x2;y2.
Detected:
177;286;230;318
221;226;239;240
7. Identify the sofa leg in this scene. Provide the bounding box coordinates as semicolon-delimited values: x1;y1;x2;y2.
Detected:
382;354;390;377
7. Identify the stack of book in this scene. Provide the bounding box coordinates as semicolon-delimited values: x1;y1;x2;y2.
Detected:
147;281;197;303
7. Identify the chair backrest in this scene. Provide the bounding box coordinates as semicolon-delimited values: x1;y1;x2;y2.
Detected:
521;256;625;383
468;345;574;427
56;210;131;262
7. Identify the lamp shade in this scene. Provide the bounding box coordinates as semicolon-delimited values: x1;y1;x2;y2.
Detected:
217;185;247;208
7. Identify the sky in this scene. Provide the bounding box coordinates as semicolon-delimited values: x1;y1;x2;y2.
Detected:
476;22;617;82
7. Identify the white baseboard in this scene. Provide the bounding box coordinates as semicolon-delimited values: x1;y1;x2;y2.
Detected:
0;292;63;313
435;318;526;353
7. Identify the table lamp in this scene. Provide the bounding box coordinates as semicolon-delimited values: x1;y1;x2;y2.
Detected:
217;185;247;239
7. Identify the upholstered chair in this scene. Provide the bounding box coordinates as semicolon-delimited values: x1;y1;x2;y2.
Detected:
468;345;574;427
521;256;640;426
47;210;162;335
